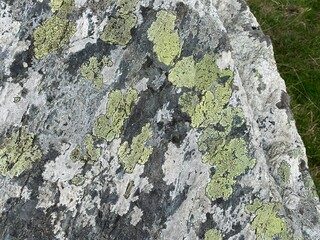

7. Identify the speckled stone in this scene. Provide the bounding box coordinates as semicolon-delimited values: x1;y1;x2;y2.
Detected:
0;0;319;239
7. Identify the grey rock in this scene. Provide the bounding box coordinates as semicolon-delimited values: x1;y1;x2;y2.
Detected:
0;0;319;239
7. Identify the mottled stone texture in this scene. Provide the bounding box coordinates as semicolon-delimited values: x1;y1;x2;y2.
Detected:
0;0;319;239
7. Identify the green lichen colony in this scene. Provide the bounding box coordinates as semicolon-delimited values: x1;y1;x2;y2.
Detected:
118;123;153;173
169;53;255;201
33;0;76;59
204;228;222;240
147;11;182;66
81;56;112;89
70;134;101;163
245;199;290;240
100;0;138;45
0;127;42;178
93;88;138;141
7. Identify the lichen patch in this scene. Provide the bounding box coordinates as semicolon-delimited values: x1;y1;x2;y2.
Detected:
0;127;42;178
147;10;182;65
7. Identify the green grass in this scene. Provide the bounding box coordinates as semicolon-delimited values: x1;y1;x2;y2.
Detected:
246;0;320;195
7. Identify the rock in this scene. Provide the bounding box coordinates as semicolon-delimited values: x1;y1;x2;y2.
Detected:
0;0;319;239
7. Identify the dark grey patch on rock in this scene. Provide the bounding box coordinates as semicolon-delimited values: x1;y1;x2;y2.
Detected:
257;81;267;94
108;215;149;240
227;122;248;140
67;40;114;76
94;203;149;240
114;7;163;90
86;0;116;24
20;87;29;98
276;90;293;120
198;212;218;239
175;1;189;21
129;145;189;238
0;71;9;89
99;188;119;206
246;24;272;45
139;55;164;88
276;90;291;110
2;0;15;5
42;146;61;162
67;225;95;240
218;75;232;86
20;104;40;126
9;0;50;41
0;198;55;240
124;79;189;147
217;34;232;53
181;33;200;57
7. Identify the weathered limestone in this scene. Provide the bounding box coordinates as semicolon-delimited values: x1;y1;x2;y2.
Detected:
0;0;319;239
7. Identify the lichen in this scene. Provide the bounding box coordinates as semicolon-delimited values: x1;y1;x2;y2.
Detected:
204;228;222;240
81;56;112;89
194;54;221;91
118;123;153;173
0;127;42;178
93;88;138;141
169;54;231;90
168;56;196;88
33;0;76;59
70;134;100;162
49;0;74;16
147;11;182;66
100;0;137;45
278;160;291;185
71;174;85;186
245;199;290;240
49;0;65;11
179;90;231;129
205;138;255;200
175;53;255;201
117;0;137;15
84;134;101;161
100;14;137;45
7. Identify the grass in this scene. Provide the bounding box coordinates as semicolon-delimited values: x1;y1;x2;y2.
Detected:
246;0;320;195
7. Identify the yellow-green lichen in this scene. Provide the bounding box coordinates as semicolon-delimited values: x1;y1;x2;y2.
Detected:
179;91;222;128
168;56;196;88
49;0;74;16
204;228;222;240
100;0;137;45
33;0;76;59
147;11;182;66
176;53;255;201
194;54;221;91
71;174;86;186
278;160;291;185
93;88;138;141
33;15;76;59
169;54;231;91
179;89;237;131
245;199;290;240
0;127;42;178
70;134;100;162
117;0;138;15
100;13;137;45
81;56;112;89
118;123;153;173
204;138;255;200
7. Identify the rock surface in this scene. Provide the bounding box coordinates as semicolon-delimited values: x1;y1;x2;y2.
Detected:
0;0;320;239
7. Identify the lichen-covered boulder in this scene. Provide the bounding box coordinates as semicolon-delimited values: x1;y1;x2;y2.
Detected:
0;0;319;239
